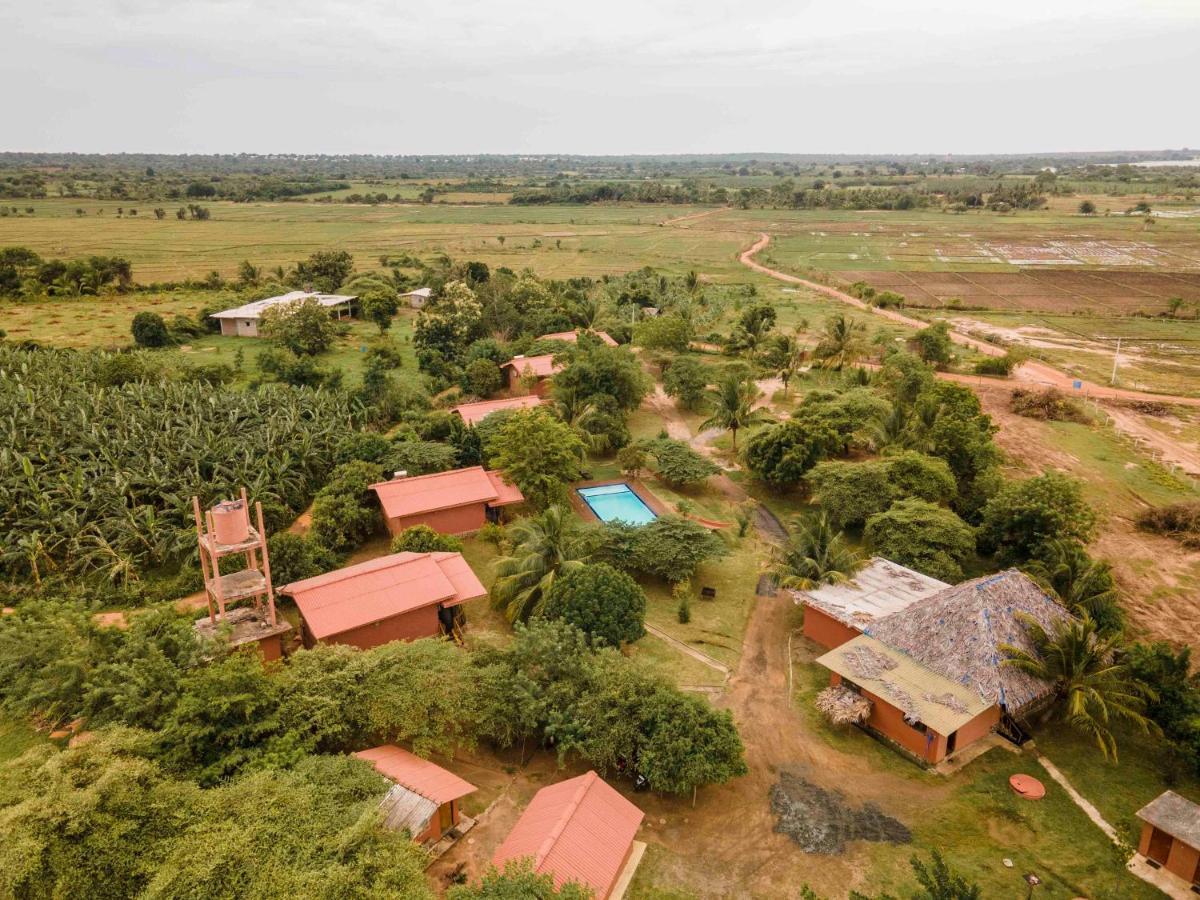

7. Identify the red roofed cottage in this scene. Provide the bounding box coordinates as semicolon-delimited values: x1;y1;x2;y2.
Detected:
452;395;543;426
371;467;523;537
501;353;562;396
492;771;645;899
354;744;476;844
282;551;485;649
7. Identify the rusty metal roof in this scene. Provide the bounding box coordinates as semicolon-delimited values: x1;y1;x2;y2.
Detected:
492;771;644;898
452;395;544;425
370;466;523;520
282;552;485;639
354;744;476;805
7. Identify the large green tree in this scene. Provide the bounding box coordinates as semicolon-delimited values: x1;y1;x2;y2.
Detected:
543;562;647;647
700;371;773;451
491;506;590;622
978;472;1096;563
487;409;584;508
864;499;976;582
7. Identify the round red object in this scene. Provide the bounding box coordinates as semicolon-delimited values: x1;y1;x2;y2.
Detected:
1009;774;1046;799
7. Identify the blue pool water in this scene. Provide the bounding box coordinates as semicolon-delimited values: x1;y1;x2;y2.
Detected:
578;483;658;526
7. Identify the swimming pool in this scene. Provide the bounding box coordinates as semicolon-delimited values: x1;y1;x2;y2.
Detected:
577;483;658;526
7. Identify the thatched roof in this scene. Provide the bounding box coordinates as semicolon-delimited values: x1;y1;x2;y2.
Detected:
1136;790;1200;849
798;557;949;628
865;569;1070;714
816;684;873;725
818;635;991;735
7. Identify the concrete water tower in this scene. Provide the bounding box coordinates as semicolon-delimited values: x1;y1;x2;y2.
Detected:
191;488;292;660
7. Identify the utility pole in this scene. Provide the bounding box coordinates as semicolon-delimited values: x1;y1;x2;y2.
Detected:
1110;337;1122;386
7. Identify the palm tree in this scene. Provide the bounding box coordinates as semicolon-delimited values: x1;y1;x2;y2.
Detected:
1024;539;1121;631
699;372;774;451
814;314;867;371
1001;614;1158;761
553;389;608;455
760;332;807;398
491;506;589;623
771;513;865;590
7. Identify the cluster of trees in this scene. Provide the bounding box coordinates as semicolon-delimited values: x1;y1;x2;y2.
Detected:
0;246;132;298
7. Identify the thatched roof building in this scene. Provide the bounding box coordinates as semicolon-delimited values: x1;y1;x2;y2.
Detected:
864;569;1070;714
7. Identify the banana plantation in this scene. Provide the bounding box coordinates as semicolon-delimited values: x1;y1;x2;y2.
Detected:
1;346;360;584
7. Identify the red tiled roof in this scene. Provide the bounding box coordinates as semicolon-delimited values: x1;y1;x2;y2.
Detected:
354;744;476;805
452;395;543;425
491;771;644;899
371;466;523;519
282;552;485;639
502;354;561;379
538;330;618;347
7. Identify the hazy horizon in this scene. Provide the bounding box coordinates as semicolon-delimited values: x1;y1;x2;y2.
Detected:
2;0;1197;155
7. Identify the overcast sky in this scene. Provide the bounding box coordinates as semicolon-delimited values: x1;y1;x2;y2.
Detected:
2;0;1197;155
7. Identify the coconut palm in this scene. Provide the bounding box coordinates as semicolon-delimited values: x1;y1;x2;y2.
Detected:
759;332;807;398
491;505;590;623
1024;539;1122;633
771;513;865;590
699;372;774;451
553;389;608;455
814;314;867;371
1001;614;1158;761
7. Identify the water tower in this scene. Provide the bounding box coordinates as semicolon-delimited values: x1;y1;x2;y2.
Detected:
191;488;292;660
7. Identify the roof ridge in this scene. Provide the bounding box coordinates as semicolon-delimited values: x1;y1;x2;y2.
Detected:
532;772;598;872
282;551;432;593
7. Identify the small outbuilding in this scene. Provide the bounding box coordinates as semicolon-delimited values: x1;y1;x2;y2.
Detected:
452;395;544;426
798;558;948;650
492;771;645;899
501;353;562;396
538;329;619;347
208;290;357;337
282;551;485;649
355;744;476;845
400;287;432;309
371;466;523;537
1136;790;1200;889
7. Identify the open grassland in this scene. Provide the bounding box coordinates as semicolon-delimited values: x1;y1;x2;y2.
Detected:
0;198;751;282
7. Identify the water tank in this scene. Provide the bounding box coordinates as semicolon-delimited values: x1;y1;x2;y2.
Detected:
211;499;249;544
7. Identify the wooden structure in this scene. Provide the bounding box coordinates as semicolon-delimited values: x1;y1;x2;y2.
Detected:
815;569;1069;765
282;551;485;650
370;467;523;537
1137;791;1200;889
192;489;291;660
354;744;476;845
492;771;645;899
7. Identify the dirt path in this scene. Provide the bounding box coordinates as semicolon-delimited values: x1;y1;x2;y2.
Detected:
659;207;726;227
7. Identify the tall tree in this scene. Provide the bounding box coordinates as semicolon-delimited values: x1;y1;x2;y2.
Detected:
700;371;773;450
491;506;590;623
814;314;867;371
771;513;864;589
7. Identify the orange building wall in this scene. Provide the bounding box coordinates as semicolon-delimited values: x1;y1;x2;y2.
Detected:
306;605;442;650
829;673;1000;764
383;503;488;538
256;634;285;662
802;605;861;649
413;799;460;844
1139;823;1200;884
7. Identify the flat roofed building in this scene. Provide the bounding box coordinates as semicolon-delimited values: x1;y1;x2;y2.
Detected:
354;744;476;844
492;771;645;899
451;395;544;426
370;466;523;537
208;290;357;337
1136;791;1200;889
282;551;485;650
798;558;949;649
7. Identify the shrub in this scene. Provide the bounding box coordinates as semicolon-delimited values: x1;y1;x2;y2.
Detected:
662;356;710;410
622;516;728;583
972;354;1019;376
978;472;1095;563
543;563;646;647
384;440;459;476
308;460;384;552
864;499;976;582
643;437;720;487
131;311;172;348
1136;501;1200;548
744;418;842;489
462;358;502;398
260;297;338;356
911;321;952;368
267;532;340;586
1009;387;1087;422
391;525;464;554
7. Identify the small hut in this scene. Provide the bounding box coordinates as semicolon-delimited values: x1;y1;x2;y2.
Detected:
500;353;562;396
451;395;544;426
1136;791;1200;889
355;744;476;845
370;466;523;537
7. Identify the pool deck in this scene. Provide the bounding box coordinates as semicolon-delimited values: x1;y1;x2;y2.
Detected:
570;478;672;525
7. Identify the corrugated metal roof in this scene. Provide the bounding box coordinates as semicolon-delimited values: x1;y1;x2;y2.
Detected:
377;783;439;836
208;290;356;320
452;395;544;425
502;354;562;378
370;466;522;519
798;558;948;628
484;470;525;506
492;771;644;899
818;634;992;735
399;287;432;298
1137;790;1200;849
283;552;485;639
537;330;618;347
354;744;476;805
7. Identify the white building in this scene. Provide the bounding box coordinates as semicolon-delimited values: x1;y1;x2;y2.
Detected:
208;290;357;337
400;287;433;309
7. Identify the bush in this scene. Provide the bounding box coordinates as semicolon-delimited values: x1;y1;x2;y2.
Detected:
391;525;465;554
543;563;646;647
1009;387;1087;422
662;356;710;410
744;417;842;489
617;516;728;583
308;460;384;552
131;311;172;348
864;499;976;582
978;472;1096;563
384;440;459;476
972;353;1019;376
1137;501;1200;548
260;296;338;356
462;358;503;398
643;437;720;487
911;321;952;368
267;532;340;586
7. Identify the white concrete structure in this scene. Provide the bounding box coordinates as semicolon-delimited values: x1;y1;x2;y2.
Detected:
209;290;357;337
401;287;433;309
